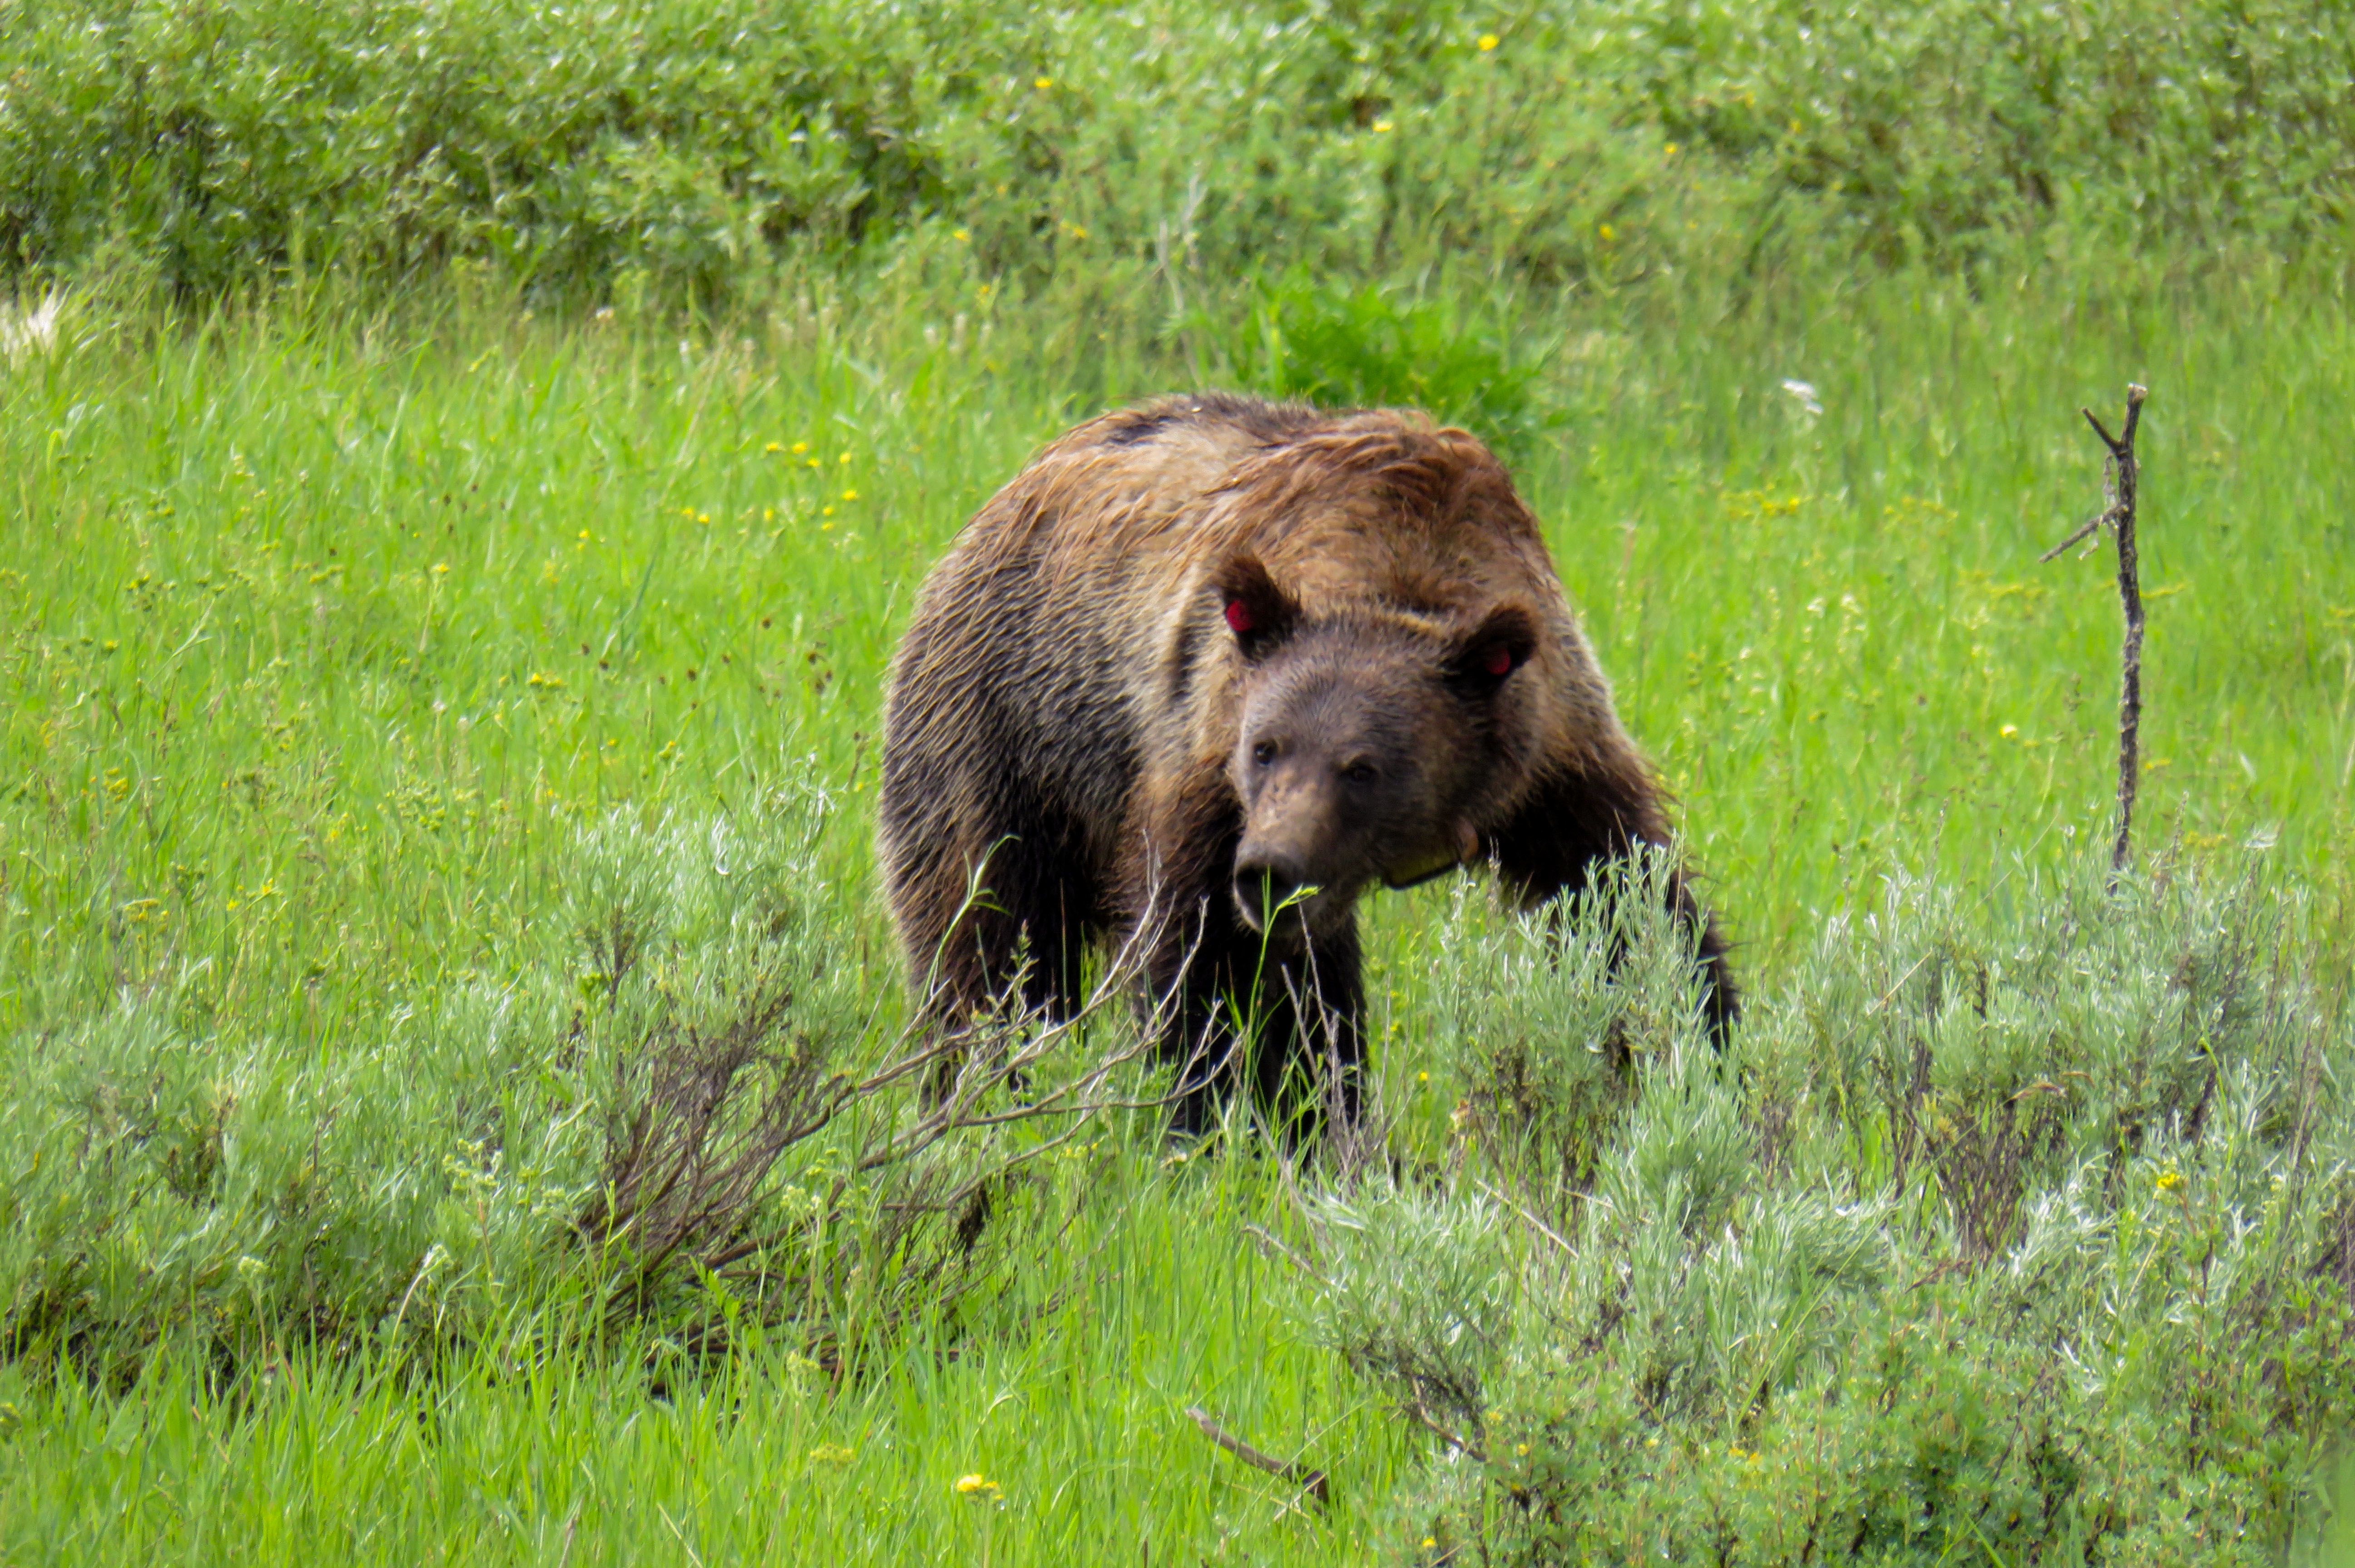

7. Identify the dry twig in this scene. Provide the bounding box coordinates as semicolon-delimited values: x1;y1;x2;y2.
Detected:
2042;382;2149;877
1473;1177;1580;1257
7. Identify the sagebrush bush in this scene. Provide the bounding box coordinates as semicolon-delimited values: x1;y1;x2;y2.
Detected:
0;784;870;1378
1295;849;2355;1564
0;768;1172;1388
3;0;2349;300
1434;852;1714;1197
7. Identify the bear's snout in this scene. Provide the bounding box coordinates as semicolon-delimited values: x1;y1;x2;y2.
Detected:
1231;852;1310;932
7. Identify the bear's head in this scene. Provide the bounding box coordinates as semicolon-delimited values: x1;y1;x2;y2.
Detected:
1215;554;1538;941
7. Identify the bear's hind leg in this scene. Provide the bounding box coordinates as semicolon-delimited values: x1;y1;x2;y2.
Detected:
901;823;1100;1033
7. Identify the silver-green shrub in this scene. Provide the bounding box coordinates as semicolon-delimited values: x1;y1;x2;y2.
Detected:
1298;849;2354;1563
0;781;868;1376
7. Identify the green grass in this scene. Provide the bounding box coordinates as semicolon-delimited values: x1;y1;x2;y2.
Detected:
0;1156;1421;1563
5;261;2350;1007
4;245;2355;1558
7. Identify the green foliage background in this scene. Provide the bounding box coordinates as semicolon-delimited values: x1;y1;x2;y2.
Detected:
5;0;2352;298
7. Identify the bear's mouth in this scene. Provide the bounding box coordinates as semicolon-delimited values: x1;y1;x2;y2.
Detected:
1231;878;1358;944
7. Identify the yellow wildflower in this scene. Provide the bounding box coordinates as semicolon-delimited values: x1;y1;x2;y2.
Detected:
2156;1166;2186;1194
1033;76;1053;91
1373;119;1394;134
953;1473;1002;1499
1477;33;1498;50
790;441;809;454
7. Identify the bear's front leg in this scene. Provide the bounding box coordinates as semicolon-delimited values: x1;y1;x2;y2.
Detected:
1147;901;1364;1146
1487;760;1739;1041
1254;918;1366;1149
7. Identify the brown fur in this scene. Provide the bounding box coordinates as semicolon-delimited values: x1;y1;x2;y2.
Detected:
879;393;1734;1138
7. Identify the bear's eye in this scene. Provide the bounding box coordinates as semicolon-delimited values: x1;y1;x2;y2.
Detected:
1341;761;1379;786
1252;740;1278;767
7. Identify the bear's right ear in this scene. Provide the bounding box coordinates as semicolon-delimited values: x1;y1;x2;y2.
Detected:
1211;555;1299;660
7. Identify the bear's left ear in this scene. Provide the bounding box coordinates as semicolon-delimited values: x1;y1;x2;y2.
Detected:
1446;603;1540;693
1211;554;1300;660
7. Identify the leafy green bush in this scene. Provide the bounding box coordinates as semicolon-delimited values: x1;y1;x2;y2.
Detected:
1294;850;2355;1564
3;0;2349;299
1213;274;1556;457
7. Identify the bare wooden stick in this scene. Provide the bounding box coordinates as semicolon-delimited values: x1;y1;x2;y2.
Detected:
1184;1405;1330;1506
2043;383;2148;877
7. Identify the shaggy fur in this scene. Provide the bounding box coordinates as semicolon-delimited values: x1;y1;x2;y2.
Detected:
878;393;1734;1137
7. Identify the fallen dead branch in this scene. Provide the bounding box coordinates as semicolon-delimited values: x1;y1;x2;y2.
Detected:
1185;1404;1331;1508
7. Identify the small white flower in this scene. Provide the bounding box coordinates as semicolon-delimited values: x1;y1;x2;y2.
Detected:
1780;378;1823;416
0;291;63;364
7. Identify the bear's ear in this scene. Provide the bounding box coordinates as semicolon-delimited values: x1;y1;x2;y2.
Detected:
1212;554;1299;660
1446;603;1540;694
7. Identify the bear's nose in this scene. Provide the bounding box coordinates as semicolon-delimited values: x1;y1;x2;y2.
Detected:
1232;856;1307;927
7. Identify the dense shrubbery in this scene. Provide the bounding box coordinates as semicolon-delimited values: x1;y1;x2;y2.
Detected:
0;785;1114;1384
3;0;2350;299
21;783;2348;1558
1297;851;2355;1562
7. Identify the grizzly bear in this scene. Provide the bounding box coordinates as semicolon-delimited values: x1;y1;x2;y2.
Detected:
878;393;1734;1138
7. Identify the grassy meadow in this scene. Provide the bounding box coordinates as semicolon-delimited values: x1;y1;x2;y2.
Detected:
6;0;2355;1562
